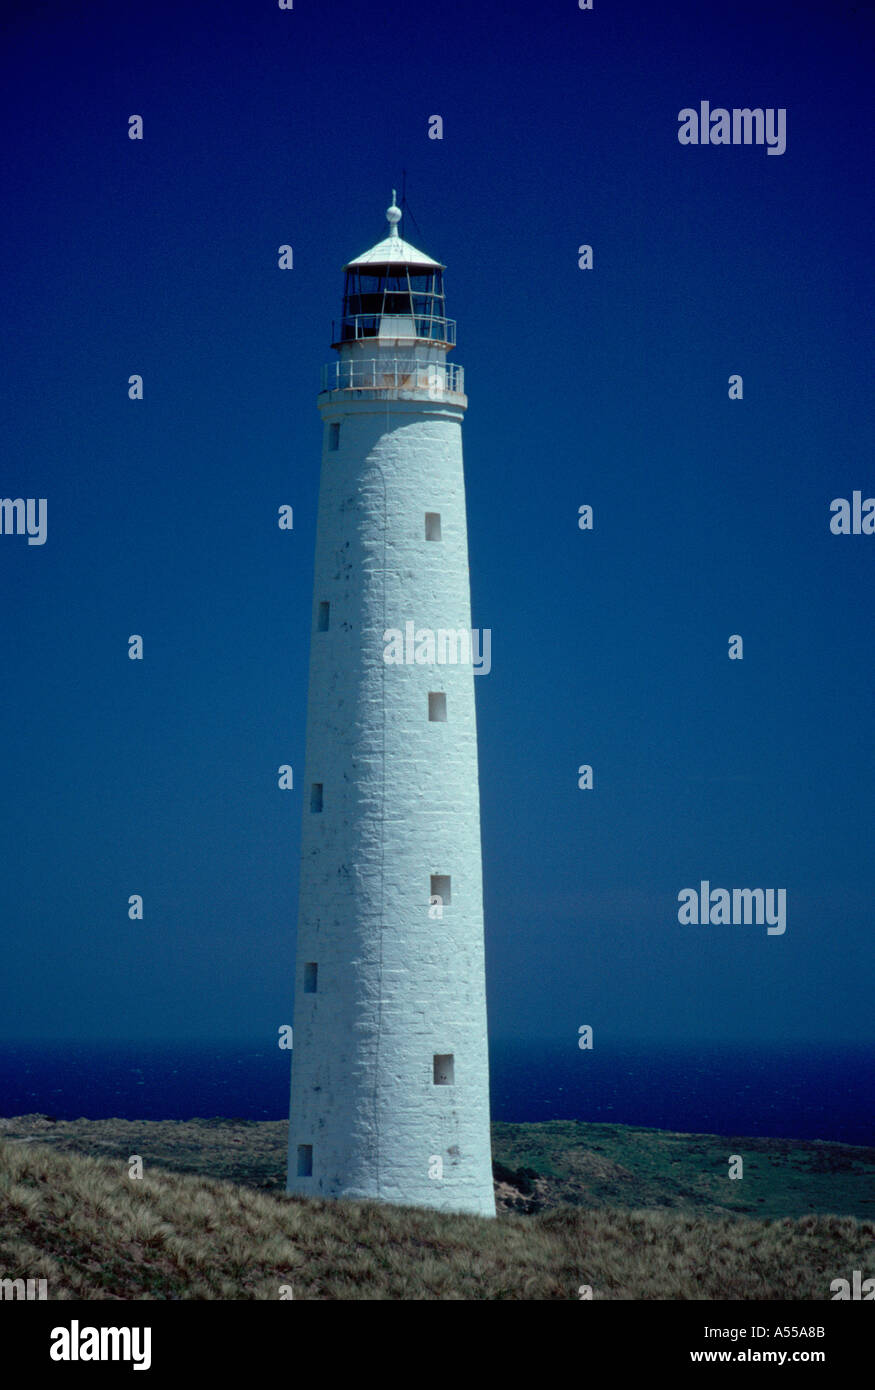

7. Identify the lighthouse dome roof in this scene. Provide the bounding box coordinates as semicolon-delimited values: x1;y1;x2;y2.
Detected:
344;234;442;270
344;193;444;271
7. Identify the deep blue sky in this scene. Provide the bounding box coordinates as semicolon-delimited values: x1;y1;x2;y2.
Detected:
0;0;872;1050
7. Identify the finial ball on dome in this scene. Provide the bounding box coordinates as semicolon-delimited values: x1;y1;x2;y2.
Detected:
386;192;402;225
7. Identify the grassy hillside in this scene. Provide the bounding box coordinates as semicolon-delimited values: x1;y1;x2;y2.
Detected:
1;1114;873;1299
2;1113;873;1219
491;1120;875;1220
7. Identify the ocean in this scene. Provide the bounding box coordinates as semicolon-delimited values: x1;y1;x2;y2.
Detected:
0;1039;871;1145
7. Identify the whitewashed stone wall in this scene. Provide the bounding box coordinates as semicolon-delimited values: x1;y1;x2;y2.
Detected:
286;370;495;1216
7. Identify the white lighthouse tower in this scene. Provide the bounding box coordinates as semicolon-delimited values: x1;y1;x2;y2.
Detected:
286;194;495;1217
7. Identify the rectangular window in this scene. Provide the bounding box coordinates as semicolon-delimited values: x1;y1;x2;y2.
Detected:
430;874;451;906
428;692;447;722
425;512;442;541
433;1054;454;1085
310;783;323;813
328;422;340;451
317;601;330;631
296;1144;313;1177
303;962;318;993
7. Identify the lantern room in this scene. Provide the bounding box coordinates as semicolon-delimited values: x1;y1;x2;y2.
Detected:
331;194;456;349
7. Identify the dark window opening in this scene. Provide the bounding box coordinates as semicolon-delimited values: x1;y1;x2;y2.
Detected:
430;874;451;906
433;1054;454;1085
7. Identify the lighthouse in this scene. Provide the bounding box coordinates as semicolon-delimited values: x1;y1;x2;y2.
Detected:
286;194;495;1217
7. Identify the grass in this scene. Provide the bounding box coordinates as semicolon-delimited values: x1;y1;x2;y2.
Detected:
490;1120;875;1220
1;1115;873;1299
3;1113;873;1218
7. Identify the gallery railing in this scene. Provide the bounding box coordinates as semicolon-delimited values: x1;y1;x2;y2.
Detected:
320;359;465;395
331;313;457;345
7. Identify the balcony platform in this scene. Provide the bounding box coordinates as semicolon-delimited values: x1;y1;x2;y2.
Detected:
320;358;465;399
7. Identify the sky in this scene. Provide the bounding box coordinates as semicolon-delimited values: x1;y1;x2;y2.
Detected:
0;0;872;1049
